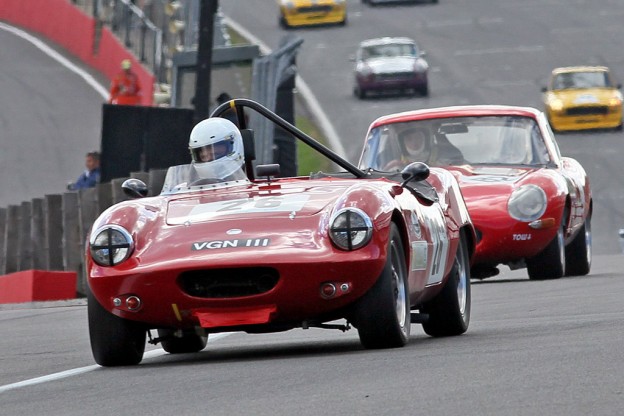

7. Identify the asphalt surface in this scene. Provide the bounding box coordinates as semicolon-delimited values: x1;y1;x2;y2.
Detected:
2;1;624;414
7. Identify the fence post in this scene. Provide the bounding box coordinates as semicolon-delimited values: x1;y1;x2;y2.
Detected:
5;205;19;274
0;207;6;275
148;169;167;196
45;194;64;270
63;193;82;286
31;198;46;270
78;188;100;295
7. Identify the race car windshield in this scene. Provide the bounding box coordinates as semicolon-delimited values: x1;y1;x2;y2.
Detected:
359;115;552;171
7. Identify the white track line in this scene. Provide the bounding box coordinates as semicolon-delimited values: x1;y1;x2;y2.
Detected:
0;21;109;99
0;333;232;393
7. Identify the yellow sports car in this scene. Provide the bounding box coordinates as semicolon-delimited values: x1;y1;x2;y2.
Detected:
278;0;347;28
542;66;623;132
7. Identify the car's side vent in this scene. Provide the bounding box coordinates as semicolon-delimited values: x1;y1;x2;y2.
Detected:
179;267;279;298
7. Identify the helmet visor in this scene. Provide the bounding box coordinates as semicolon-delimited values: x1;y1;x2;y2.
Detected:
191;136;235;163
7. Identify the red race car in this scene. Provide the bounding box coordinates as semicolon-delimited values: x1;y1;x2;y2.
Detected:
359;105;592;280
87;99;476;366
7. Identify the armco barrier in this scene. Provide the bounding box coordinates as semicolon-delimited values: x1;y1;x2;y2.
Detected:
0;170;167;302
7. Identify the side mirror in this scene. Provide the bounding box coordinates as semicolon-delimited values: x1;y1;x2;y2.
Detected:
122;178;148;199
400;162;430;186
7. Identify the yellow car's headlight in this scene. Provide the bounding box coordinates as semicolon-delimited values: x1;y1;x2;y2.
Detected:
548;98;564;112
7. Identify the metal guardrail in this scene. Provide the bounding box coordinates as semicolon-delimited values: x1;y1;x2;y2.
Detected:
71;0;229;84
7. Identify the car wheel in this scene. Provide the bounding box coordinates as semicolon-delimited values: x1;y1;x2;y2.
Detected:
526;222;565;280
354;86;366;99
421;230;471;337
88;291;146;366
158;329;208;354
420;84;429;97
565;215;592;276
352;224;410;349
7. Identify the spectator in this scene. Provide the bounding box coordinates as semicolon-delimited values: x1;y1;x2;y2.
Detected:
108;59;142;105
68;151;101;190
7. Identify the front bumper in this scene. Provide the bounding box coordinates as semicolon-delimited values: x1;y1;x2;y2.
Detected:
548;105;623;131
280;6;346;27
88;247;385;331
357;72;427;91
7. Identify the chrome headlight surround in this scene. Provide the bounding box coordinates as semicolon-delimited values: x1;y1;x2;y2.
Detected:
508;185;547;222
89;225;134;267
329;208;373;251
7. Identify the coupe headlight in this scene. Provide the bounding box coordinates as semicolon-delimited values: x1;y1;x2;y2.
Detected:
329;208;373;250
89;225;134;266
508;185;547;222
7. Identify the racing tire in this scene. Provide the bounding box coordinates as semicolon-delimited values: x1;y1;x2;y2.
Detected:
421;230;471;337
352;224;410;349
158;329;208;354
565;215;592;276
88;291;146;367
526;223;565;280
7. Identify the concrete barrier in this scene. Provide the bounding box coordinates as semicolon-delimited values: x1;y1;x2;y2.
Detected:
0;270;77;304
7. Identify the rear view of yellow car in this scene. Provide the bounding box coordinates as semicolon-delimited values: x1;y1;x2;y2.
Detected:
542;66;623;132
278;0;347;28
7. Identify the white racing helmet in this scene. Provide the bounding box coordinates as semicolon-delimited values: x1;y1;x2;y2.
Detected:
188;118;246;181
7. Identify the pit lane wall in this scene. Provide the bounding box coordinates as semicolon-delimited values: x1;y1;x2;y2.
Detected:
0;171;168;303
0;0;154;106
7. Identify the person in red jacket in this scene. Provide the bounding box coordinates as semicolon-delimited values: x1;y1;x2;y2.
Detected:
108;59;142;105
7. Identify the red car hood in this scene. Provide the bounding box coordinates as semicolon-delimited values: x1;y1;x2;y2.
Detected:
446;165;534;199
165;180;352;225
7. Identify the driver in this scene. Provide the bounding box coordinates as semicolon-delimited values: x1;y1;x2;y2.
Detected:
188;118;248;182
384;127;432;171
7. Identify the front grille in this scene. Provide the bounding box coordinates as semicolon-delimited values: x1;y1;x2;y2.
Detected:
180;267;279;298
298;5;332;13
375;72;414;81
566;106;608;116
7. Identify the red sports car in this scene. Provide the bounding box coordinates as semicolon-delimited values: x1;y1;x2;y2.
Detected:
359;105;592;280
87;99;476;366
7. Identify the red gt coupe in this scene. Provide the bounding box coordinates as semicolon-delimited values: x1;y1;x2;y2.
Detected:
87;99;475;366
359;105;592;280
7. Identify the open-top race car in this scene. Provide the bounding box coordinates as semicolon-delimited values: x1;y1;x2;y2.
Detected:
359;105;592;281
87;99;475;366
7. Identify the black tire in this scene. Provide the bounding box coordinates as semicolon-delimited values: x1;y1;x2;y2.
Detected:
354;85;366;99
420;84;429;97
158;329;208;354
421;231;471;337
565;215;592;276
279;16;290;29
88;291;146;366
527;224;565;280
352;224;410;349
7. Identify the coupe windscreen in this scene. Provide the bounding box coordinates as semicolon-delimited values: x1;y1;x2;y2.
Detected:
360;116;552;171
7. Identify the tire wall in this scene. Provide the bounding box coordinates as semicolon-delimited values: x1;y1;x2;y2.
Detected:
0;0;154;105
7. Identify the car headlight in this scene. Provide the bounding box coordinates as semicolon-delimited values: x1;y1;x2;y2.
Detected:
90;225;134;266
329;208;373;250
548;98;564;112
508;185;547;222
